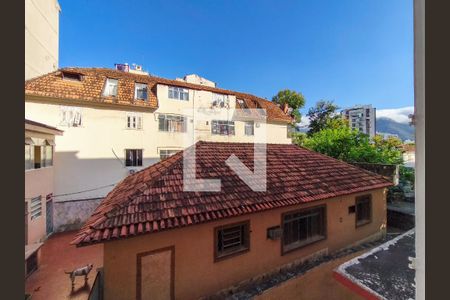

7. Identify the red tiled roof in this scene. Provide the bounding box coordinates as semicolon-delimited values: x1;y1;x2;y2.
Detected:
73;142;392;247
25;67;293;123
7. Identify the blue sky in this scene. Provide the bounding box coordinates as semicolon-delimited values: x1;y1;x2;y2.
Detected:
59;0;413;117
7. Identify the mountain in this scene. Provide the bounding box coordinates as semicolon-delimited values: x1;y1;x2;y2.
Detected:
376;117;415;141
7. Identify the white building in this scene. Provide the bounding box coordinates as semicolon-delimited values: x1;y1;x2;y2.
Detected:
25;0;60;80
25;66;294;230
342;105;376;137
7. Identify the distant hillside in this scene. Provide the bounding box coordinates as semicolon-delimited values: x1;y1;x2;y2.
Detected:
376;117;415;141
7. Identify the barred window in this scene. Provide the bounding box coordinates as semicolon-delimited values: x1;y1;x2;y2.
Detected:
211;120;235;135
168;86;189;101
356;195;372;227
282;206;326;254
30;196;42;220
215;221;250;261
158;114;187;132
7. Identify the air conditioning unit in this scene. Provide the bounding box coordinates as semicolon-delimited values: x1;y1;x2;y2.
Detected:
267;226;282;240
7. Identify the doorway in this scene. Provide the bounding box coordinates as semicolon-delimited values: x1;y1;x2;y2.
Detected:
137;246;175;300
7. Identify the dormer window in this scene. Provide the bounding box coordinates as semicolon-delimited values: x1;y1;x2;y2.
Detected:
237;99;248;108
103;78;118;97
135;83;148;100
61;71;82;82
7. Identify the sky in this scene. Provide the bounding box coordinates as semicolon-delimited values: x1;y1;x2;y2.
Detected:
59;0;414;122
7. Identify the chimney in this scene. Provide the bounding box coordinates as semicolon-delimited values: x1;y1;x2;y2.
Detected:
282;103;290;114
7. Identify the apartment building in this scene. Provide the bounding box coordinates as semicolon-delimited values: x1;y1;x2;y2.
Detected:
24;66;293;231
342;105;376;137
25;0;60;80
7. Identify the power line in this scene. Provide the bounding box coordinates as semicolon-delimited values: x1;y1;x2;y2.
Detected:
25;182;119;200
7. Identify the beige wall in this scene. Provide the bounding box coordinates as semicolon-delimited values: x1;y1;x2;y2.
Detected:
25;130;55;244
25;0;60;80
103;188;387;300
25;98;291;201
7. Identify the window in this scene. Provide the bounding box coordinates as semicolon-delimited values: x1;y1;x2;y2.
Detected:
62;71;82;82
215;221;250;261
211;120;235;135
125;149;143;167
26;251;38;277
30;196;42;220
60;106;82;127
356;195;372;227
103;78;118;97
282;206;326;254
168;86;189;101
245;121;254;136
126;113;143;129
158;114;187;132
25;143;34;170
160;149;180;160
135;83;148;100
237;99;248;108
42;145;53;167
212;93;229;108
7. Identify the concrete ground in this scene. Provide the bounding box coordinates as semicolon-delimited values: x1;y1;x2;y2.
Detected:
25;231;103;300
255;250;366;300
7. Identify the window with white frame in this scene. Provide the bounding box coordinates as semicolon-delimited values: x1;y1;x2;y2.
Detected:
60;106;82;127
126;113;143;129
159;149;180;160
103;78;119;97
125;149;143;167
30;196;42;220
158;114;187;132
135;83;148;100
212;93;229;108
212;120;235;135
245;121;255;136
168;86;189;101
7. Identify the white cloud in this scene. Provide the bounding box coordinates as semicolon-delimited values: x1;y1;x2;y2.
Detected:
297;116;310;128
376;106;414;124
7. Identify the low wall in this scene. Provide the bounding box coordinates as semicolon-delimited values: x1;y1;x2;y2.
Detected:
54;198;103;232
350;162;399;185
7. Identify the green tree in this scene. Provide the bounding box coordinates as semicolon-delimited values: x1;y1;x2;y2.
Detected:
306;100;342;136
291;132;308;147
303;125;403;165
272;89;306;123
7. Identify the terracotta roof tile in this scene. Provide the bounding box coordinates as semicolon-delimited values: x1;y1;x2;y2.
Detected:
25;67;293;123
73;142;392;246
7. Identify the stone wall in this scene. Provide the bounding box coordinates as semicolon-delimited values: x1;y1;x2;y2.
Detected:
54;198;103;232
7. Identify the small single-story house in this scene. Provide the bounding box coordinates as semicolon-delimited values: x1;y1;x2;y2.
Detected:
73;141;392;300
25;119;63;277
